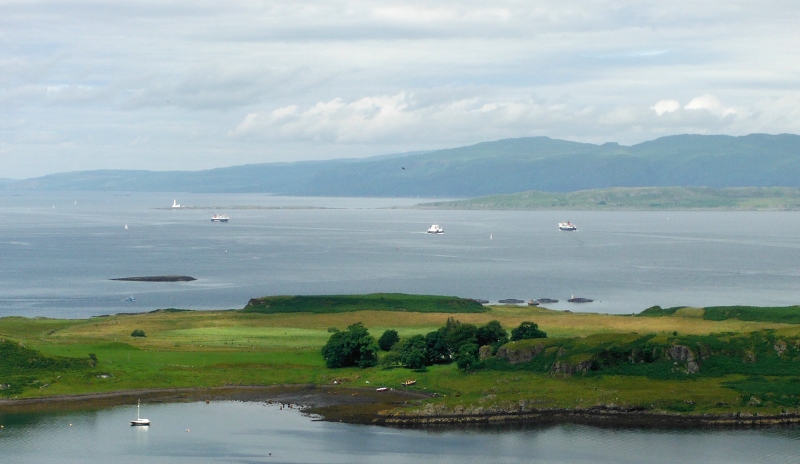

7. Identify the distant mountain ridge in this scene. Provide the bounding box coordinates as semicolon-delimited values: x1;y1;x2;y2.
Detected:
4;133;800;196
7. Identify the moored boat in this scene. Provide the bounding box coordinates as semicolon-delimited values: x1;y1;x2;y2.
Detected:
130;399;150;426
427;224;444;234
211;214;230;222
558;221;577;231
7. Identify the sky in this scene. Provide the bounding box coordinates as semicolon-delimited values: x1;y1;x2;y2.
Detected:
2;1;799;179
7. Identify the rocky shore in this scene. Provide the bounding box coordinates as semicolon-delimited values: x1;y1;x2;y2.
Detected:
5;386;799;429
375;404;800;428
111;275;197;282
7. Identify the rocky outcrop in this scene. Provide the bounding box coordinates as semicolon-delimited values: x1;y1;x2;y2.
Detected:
495;343;545;364
111;275;196;282
668;345;699;373
774;340;788;356
478;345;494;360
551;360;592;375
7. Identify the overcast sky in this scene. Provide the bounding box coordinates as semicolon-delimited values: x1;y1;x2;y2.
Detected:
2;1;799;179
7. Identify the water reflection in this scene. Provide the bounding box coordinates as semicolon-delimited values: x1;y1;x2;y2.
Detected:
1;401;798;463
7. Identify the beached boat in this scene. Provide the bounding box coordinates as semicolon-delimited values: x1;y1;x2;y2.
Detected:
558;222;577;231
211;214;229;222
427;224;444;234
402;380;417;386
376;387;389;392
130;400;150;426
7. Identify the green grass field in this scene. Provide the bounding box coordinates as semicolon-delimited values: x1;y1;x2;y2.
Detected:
3;297;800;418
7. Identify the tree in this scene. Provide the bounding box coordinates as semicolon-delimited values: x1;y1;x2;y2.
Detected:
445;323;478;355
476;320;508;347
454;343;480;372
131;329;146;337
378;329;400;351
424;330;451;365
321;322;378;368
398;334;428;370
510;321;547;341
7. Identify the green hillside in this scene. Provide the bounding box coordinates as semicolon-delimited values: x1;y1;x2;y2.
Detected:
4;133;800;197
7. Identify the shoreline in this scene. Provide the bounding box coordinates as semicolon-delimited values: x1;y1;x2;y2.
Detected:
3;386;800;429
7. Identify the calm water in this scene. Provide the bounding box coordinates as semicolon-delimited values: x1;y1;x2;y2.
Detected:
1;401;799;464
2;192;800;318
3;193;800;460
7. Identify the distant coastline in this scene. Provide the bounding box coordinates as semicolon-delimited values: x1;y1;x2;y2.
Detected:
416;187;800;211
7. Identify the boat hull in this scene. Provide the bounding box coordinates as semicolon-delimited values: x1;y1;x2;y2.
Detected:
130;419;150;426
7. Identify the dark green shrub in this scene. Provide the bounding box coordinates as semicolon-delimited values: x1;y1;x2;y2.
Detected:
321;322;378;368
398;335;428;370
510;321;547;341
378;329;400;351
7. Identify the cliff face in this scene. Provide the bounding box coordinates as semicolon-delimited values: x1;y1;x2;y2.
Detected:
495;343;546;364
491;337;709;377
667;345;699;373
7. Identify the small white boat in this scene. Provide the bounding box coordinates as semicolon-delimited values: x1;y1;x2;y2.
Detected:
376;387;389;392
172;199;181;208
558;222;577;231
130;399;150;426
211;214;230;222
427;224;444;234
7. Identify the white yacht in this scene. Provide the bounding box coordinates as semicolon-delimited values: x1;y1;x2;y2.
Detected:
558;222;577;231
427;224;444;234
130;399;150;426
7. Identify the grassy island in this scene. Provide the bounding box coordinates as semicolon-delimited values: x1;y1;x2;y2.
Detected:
417;187;800;210
2;295;800;426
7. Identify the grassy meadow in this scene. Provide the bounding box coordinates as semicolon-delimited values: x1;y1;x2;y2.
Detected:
3;298;800;419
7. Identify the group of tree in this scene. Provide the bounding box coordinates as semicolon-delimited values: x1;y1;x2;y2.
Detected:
321;323;379;368
321;318;546;373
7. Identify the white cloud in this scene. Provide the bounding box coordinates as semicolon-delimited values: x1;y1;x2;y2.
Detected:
652;99;681;115
2;1;800;177
684;94;737;116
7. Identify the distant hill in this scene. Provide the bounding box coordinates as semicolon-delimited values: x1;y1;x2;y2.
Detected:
417;187;800;210
4;133;800;196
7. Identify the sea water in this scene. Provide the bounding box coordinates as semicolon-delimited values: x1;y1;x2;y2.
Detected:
1;401;799;464
3;193;800;461
1;192;800;318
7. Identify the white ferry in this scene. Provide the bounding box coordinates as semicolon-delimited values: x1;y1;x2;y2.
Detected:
211;214;230;223
558;222;577;231
427;224;444;234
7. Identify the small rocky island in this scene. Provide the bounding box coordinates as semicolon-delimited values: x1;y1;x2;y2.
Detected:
111;275;197;282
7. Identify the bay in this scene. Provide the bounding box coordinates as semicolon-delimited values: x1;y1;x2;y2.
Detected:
1;401;799;464
1;192;800;318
